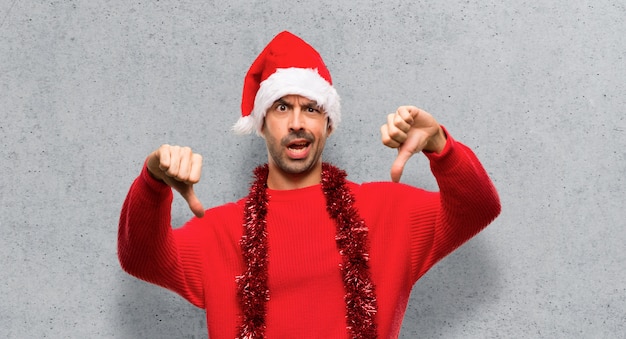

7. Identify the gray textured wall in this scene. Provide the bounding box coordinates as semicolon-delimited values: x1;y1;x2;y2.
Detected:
1;0;624;338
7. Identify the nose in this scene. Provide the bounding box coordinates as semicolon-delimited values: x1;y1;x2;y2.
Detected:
288;108;305;131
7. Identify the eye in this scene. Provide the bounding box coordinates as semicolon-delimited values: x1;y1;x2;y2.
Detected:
306;106;321;114
277;104;287;111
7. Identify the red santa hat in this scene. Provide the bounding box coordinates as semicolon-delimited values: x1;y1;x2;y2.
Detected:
233;31;341;135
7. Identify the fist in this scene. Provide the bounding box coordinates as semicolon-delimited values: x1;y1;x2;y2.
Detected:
380;106;446;182
147;145;205;218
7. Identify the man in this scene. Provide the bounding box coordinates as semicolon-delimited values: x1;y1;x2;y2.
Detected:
118;31;501;338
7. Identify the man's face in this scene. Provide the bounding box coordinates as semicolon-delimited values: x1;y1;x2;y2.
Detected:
262;95;332;178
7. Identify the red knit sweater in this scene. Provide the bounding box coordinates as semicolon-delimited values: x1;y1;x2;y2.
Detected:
118;135;500;338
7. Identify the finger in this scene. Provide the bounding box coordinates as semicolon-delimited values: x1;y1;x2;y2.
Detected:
390;148;414;183
386;113;408;145
407;107;436;131
380;124;401;148
157;144;171;172
187;153;203;184
176;147;193;182
182;186;205;218
166;145;181;178
395;107;414;129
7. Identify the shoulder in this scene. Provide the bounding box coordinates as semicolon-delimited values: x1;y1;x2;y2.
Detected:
349;180;431;195
348;181;435;207
180;200;244;228
176;201;244;240
204;200;245;219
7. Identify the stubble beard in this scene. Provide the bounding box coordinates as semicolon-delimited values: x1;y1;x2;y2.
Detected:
266;130;324;175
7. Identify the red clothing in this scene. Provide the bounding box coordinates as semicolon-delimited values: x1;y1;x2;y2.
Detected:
118;135;500;338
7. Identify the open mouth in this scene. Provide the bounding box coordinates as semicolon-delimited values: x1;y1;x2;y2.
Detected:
286;140;311;158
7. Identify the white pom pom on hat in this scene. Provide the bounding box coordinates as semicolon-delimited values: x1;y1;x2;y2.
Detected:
233;31;341;135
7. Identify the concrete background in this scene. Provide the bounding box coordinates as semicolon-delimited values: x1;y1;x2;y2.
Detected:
1;0;624;338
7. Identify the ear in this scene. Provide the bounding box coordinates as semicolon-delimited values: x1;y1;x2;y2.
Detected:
326;117;334;135
260;121;267;139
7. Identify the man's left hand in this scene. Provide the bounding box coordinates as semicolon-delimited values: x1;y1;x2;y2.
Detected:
380;106;447;182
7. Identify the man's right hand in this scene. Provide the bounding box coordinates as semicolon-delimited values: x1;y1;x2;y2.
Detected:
146;144;205;218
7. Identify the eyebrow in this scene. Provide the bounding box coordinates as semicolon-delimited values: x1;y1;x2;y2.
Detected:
273;98;291;108
273;98;320;109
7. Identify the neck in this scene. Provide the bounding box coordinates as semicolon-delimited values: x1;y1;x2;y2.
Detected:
266;161;323;190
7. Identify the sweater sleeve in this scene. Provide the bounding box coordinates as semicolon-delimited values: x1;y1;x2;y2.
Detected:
412;130;501;281
117;164;206;308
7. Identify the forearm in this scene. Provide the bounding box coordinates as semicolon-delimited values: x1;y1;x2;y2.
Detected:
423;134;501;264
117;166;206;307
118;166;177;281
